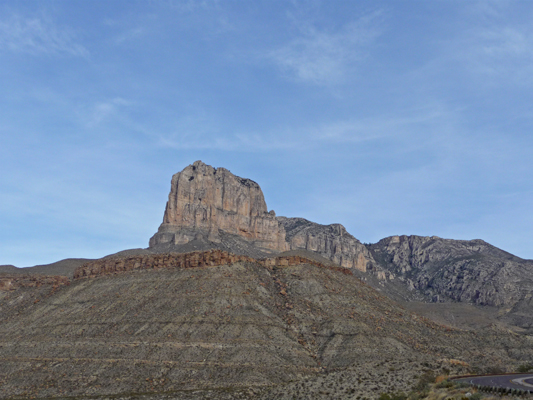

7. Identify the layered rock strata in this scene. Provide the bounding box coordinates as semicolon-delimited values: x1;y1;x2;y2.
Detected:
73;250;352;280
0;274;70;291
4;253;533;399
146;161;532;333
149;161;288;252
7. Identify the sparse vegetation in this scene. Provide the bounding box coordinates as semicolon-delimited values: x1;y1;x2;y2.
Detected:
376;372;510;400
435;379;454;389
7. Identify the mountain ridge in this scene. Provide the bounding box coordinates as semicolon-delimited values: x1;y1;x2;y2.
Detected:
1;160;533;398
146;161;533;334
4;161;531;333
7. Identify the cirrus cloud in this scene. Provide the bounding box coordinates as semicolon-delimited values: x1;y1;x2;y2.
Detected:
0;14;88;57
266;10;384;86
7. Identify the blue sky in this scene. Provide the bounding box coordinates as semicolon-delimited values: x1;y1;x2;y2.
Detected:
1;0;532;267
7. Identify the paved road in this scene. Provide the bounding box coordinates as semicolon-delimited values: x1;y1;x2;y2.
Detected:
456;374;533;391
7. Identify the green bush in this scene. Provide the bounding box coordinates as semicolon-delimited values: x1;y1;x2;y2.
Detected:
378;392;407;400
412;371;436;392
435;379;454;389
486;365;505;374
517;363;533;373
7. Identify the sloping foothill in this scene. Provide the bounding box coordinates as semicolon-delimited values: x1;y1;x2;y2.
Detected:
1;251;532;399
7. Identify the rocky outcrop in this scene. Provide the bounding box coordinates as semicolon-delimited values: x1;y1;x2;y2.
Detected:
149;161;288;252
149;161;376;273
278;217;373;272
73;249;352;280
0;274;70;291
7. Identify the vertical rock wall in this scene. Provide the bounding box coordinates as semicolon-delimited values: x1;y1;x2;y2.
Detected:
149;161;289;252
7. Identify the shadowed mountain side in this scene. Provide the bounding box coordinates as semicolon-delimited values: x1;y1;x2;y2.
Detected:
150;230;275;259
1;257;532;399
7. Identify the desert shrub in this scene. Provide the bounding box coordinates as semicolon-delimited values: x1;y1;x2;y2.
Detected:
485;365;505;374
452;381;471;389
435;379;454;389
412;371;436;392
378;392;407;400
517;363;533;373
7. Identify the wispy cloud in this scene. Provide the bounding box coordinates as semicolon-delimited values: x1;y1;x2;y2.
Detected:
153;128;300;152
0;14;88;57
477;25;532;58
266;10;384;85
141;104;453;152
83;97;134;126
457;4;533;84
312;107;451;143
113;27;146;45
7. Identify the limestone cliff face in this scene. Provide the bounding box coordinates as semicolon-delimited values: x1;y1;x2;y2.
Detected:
149;161;288;252
277;217;373;272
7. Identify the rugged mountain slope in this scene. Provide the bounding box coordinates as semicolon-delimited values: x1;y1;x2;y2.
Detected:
2;161;533;398
148;161;372;270
367;235;533;332
1;253;531;399
0;265;17;273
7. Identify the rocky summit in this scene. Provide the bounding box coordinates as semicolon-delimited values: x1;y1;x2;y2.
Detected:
149;160;288;253
1;160;533;399
149;161;373;271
